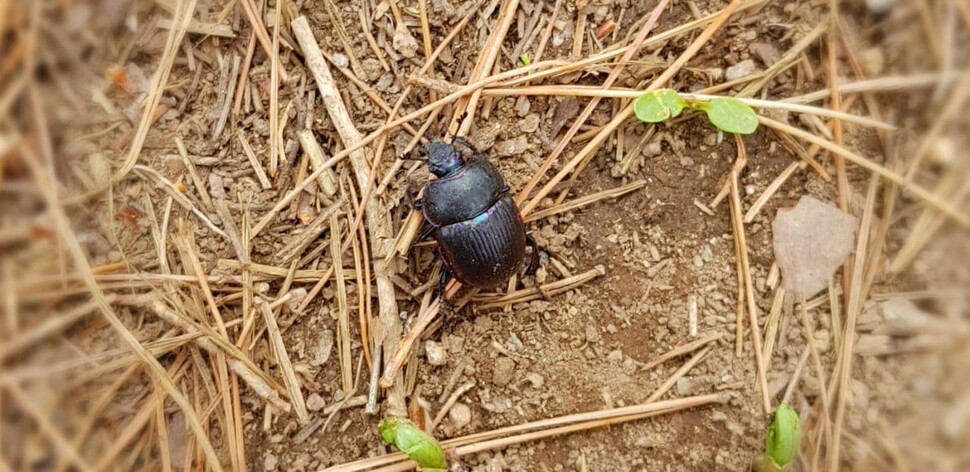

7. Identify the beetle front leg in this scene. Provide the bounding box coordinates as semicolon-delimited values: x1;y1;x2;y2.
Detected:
408;224;436;254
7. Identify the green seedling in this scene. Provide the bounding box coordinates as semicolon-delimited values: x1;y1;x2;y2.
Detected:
379;416;447;471
752;404;800;472
633;89;759;135
519;54;536;76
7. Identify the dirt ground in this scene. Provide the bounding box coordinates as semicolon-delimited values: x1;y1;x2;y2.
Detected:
2;0;969;471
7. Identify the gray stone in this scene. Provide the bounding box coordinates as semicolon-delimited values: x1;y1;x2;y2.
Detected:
725;59;758;81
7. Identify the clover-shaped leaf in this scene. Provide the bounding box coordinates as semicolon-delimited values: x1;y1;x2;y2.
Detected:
703;97;759;134
633;89;685;123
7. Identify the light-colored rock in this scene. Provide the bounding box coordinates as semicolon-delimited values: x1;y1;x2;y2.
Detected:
749;42;780;67
306;393;326;412
772;196;857;298
331;53;349;68
264;454;279;471
492;357;515;386
725;59;758;81
449;403;471;429
392;23;419;58
310;330;333;367
520;113;541;133
424;340;447;366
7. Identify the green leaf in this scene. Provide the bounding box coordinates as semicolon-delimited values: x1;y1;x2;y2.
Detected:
634;89;685;123
703;97;758;134
379;416;447;470
764;404;800;468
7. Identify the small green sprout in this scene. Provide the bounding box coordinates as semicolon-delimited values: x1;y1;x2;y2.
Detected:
519;53;532;67
753;404;800;472
633;89;759;135
379;416;447;471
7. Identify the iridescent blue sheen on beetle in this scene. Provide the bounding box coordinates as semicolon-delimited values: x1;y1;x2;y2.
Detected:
418;139;528;289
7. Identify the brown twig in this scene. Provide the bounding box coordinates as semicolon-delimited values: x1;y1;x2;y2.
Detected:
292;15;405;415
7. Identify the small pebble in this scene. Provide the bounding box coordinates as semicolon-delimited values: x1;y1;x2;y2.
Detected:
310;330;333;367
492;357;516;386
360;58;384;82
524;373;544;388
520;113;541;133
392;23;419;58
725;59;758;81
515;97;531;117
331;53;349;68
749;42;780;67
306;393;326;412
425;340;448;366
449;403;471;429
264;454;279;471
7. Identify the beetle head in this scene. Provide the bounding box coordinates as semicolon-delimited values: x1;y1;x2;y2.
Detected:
425;141;463;177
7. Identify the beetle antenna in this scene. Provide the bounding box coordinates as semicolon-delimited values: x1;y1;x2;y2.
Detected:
449;135;479;154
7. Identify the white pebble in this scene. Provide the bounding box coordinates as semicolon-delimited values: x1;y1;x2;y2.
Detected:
264;454;279;471
332;53;349;68
425;340;447;366
449;403;471;429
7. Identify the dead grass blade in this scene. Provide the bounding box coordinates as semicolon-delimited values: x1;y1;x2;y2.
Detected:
21;144;225;471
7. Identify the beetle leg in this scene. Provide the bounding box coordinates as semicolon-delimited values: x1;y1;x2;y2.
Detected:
408;225;436;254
523;235;549;301
436;267;455;317
524;235;542;276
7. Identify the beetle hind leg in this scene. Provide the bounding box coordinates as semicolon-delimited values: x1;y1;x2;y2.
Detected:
524;235;542;276
436;267;456;317
523;235;549;301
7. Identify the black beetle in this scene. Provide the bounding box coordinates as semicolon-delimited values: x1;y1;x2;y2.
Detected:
414;138;537;294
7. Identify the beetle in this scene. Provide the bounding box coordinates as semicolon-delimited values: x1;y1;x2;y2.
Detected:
414;138;538;298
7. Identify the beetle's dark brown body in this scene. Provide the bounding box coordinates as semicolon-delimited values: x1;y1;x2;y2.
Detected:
419;141;527;289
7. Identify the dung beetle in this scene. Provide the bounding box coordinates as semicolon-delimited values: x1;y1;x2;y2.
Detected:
414;138;537;295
